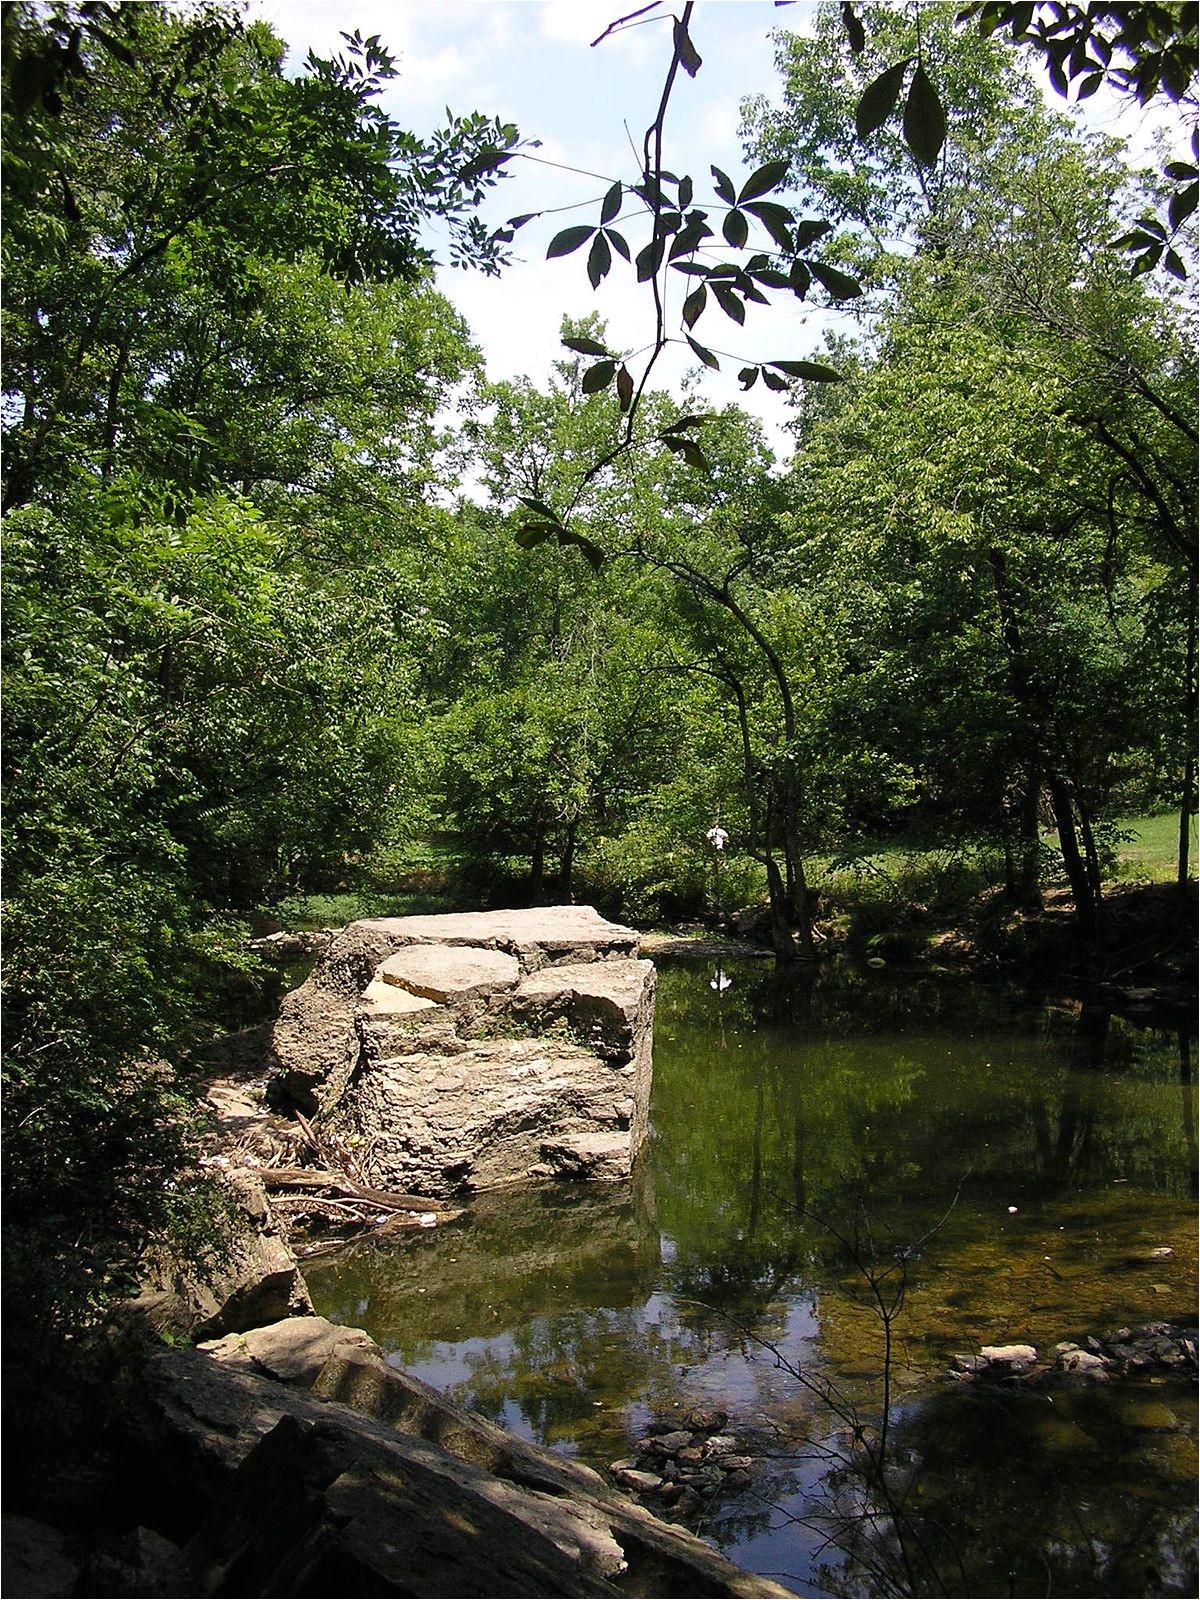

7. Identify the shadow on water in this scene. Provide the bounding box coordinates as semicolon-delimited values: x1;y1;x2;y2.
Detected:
305;957;1198;1597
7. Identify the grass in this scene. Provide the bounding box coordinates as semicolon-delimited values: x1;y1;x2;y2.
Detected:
1110;810;1197;883
267;814;1197;935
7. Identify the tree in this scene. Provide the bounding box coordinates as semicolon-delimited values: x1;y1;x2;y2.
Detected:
1;1;512;1331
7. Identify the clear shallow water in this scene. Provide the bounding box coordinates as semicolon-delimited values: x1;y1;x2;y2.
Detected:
306;958;1198;1596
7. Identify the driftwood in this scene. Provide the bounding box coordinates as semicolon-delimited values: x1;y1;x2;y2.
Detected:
262;1167;452;1214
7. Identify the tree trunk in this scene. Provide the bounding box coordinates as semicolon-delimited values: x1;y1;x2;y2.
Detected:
529;823;546;905
559;820;577;901
1047;774;1099;942
764;855;798;964
1179;584;1198;890
1077;807;1108;945
1014;770;1043;909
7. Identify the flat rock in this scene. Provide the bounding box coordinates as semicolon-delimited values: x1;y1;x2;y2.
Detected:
357;906;640;968
513;960;655;1056
538;1131;633;1182
1;1514;81;1598
268;909;654;1192
980;1343;1038;1368
376;945;520;1003
121;1326;791;1597
358;977;441;1016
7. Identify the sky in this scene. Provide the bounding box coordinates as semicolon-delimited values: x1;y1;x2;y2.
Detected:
247;0;843;456
247;1;1180;462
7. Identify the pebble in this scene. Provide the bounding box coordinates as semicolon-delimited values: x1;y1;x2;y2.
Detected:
683;1405;728;1432
616;1468;663;1493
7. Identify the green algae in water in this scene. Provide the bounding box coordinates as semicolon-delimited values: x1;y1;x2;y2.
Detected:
305;959;1198;1596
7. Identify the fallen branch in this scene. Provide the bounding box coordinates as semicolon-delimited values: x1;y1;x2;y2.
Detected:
262;1166;452;1214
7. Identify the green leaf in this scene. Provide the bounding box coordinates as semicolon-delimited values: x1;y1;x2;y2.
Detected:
581;359;617;394
738;160;790;203
769;359;842;382
678;175;694;209
616;363;635;413
685;336;720;370
722;208;749;248
673;15;702;76
606;228;631;260
600;180;623;225
547;225;596;258
789;261;812;297
902;64;946;167
587;230;612;288
517;496;560;522
711;165;737;204
738;365;760;390
661;413;718;434
514;522;555;549
1164;247;1187;280
855;59;911;139
713;283;746;324
762;369;789;392
562;336;611;358
743;200;795;251
635;235;665;281
793;219;833;249
1169;183;1198;231
841;2;866;53
808;261;862;299
1165;161;1199;181
558;528;606;570
664;436;710;473
682;284;708;328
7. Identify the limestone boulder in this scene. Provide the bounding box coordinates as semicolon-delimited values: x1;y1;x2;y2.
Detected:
267;908;654;1196
117;1319;791;1598
127;1172;312;1342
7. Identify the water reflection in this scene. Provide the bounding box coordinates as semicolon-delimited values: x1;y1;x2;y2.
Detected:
306;959;1197;1596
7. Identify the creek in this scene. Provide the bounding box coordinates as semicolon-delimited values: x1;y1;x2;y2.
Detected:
305;955;1198;1597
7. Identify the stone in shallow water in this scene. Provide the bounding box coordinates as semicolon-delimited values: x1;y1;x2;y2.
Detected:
980;1343;1038;1368
616;1468;664;1493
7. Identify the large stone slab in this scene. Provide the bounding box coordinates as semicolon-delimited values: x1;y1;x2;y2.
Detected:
357;905;640;970
122;1319;791;1597
377;943;520;1002
267;908;655;1195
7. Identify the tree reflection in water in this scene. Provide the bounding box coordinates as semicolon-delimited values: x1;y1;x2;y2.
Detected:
305;958;1197;1597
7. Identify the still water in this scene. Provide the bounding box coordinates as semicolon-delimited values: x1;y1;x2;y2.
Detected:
306;957;1198;1597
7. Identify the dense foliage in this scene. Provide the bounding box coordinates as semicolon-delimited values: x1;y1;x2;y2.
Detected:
2;0;1194;1336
